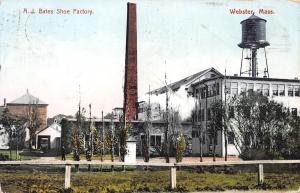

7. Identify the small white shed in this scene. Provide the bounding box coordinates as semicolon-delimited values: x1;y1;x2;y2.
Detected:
124;136;137;163
36;121;61;151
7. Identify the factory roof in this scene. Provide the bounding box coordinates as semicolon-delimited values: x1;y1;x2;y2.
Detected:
149;68;222;95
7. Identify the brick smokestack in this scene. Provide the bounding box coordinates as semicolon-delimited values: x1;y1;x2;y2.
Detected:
123;2;138;121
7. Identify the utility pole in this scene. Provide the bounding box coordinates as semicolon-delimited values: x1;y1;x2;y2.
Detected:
101;111;104;162
199;92;203;162
110;113;115;171
89;104;93;157
146;85;151;162
213;80;217;162
224;69;228;161
165;73;170;163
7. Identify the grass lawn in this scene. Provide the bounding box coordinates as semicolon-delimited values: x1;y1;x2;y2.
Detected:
0;149;39;160
0;169;299;193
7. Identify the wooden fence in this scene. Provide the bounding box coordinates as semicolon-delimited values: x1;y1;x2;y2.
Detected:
0;160;299;189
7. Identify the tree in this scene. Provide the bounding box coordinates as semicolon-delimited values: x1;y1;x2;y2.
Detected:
104;117;117;170
71;106;86;171
118;121;130;162
228;92;293;159
0;108;26;160
61;118;73;153
175;132;186;163
209;99;224;161
26;101;41;151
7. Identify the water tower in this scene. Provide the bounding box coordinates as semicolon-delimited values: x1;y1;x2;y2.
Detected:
238;14;270;78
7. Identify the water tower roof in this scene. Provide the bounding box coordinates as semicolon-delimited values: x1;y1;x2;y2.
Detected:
241;14;266;23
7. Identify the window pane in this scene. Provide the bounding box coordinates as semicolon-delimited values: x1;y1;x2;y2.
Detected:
150;136;155;146
156;136;161;146
248;83;254;92
291;108;297;117
279;84;285;96
256;83;263;95
295;86;300;97
288;85;294;96
225;82;231;94
231;82;238;88
272;84;278;96
263;84;270;96
241;83;247;93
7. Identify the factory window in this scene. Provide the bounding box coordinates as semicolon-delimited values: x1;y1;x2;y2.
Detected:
208;134;217;145
288;85;294;96
192;131;199;138
228;132;235;145
201;109;205;121
279;84;285;96
201;87;206;99
256;83;263;95
240;83;247;94
248;83;254;93
207;85;213;97
272;84;278;96
225;82;231;94
211;83;219;96
291;108;297;117
231;82;238;95
150;135;161;147
198;109;201;121
295;86;300;97
207;108;211;121
263;84;270;96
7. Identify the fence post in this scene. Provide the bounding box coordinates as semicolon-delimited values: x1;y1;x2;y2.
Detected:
65;164;71;189
258;164;264;185
170;166;176;189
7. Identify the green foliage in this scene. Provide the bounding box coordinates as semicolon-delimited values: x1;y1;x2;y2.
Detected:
118;122;130;162
175;132;186;163
71;127;83;161
0;108;27;153
0;153;9;160
61;118;73;153
228;91;299;160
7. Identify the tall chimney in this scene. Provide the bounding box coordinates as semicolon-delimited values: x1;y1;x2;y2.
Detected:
3;98;6;107
123;2;138;121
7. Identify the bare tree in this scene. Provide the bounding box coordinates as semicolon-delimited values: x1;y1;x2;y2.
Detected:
26;100;41;151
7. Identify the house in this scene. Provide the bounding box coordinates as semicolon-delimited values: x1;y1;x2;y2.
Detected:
36;120;61;151
0;90;48;149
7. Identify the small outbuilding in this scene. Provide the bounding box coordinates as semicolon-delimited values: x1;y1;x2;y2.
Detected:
124;136;137;163
36;120;61;151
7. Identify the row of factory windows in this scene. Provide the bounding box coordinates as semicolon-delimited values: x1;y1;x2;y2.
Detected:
195;82;300;98
141;134;162;147
191;130;235;145
195;83;220;98
225;82;300;97
192;107;298;122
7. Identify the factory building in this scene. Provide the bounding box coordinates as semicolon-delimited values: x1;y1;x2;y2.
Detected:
188;70;300;156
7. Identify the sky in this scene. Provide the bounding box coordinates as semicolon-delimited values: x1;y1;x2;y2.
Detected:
0;0;299;118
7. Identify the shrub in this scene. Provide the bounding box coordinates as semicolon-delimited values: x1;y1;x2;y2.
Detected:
0;153;9;161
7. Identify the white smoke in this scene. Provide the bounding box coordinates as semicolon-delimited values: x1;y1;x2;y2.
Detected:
139;86;195;120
